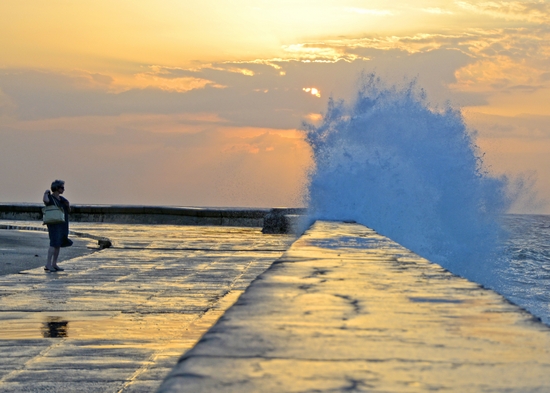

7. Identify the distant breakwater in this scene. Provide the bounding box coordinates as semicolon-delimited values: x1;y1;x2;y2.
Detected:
0;204;305;233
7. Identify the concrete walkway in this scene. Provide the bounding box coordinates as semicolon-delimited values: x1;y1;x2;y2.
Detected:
160;221;550;392
0;221;295;392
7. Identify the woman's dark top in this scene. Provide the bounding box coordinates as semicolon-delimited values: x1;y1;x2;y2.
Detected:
44;194;70;247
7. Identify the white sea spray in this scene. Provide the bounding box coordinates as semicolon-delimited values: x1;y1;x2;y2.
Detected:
303;75;512;282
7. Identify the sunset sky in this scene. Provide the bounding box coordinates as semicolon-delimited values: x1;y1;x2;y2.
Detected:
1;1;549;212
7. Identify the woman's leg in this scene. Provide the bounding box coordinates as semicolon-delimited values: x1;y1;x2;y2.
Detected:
46;247;60;270
52;247;63;270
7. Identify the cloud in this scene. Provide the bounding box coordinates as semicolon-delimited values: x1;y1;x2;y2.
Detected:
456;1;550;23
0;44;488;127
295;26;550;96
281;43;354;62
466;112;550;139
0;87;16;121
1;25;548;128
6;113;228;136
134;74;222;93
446;28;550;94
0;67;289;126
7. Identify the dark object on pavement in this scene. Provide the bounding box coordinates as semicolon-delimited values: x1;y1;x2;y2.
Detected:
98;239;112;249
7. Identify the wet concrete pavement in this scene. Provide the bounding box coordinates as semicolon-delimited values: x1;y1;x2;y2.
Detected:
0;229;97;275
3;220;550;392
0;221;295;392
160;221;550;392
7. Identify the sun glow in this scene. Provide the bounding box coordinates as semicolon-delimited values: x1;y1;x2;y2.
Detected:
303;87;321;98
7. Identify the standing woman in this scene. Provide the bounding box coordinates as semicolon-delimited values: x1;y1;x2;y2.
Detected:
43;180;72;272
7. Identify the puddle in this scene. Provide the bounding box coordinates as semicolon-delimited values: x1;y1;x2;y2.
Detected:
0;311;119;339
0;291;242;341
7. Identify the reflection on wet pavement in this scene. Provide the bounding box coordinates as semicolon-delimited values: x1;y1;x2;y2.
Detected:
41;317;68;338
0;221;295;392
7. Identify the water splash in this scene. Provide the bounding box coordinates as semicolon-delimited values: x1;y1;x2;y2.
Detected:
303;75;511;281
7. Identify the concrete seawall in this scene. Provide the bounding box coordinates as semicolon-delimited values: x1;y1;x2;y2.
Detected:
0;204;306;229
160;220;550;392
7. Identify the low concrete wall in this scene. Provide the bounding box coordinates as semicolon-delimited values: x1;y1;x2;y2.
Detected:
262;208;308;234
0;204;306;228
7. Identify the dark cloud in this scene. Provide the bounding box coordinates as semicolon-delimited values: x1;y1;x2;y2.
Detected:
0;46;489;126
0;69;319;128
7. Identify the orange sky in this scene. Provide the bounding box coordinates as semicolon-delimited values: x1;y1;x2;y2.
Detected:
1;1;549;212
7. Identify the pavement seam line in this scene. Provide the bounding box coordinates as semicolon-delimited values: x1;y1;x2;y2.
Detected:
114;309;214;393
110;247;287;252
0;338;67;384
114;258;257;392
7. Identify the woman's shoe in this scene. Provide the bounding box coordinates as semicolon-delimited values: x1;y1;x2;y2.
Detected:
44;267;55;273
53;266;64;271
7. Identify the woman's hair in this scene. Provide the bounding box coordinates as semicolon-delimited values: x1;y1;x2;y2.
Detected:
50;180;65;192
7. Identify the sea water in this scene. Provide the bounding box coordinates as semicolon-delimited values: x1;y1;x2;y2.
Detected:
304;75;550;325
500;214;550;324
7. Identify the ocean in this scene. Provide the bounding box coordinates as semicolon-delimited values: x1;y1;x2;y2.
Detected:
499;214;550;325
303;75;550;326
